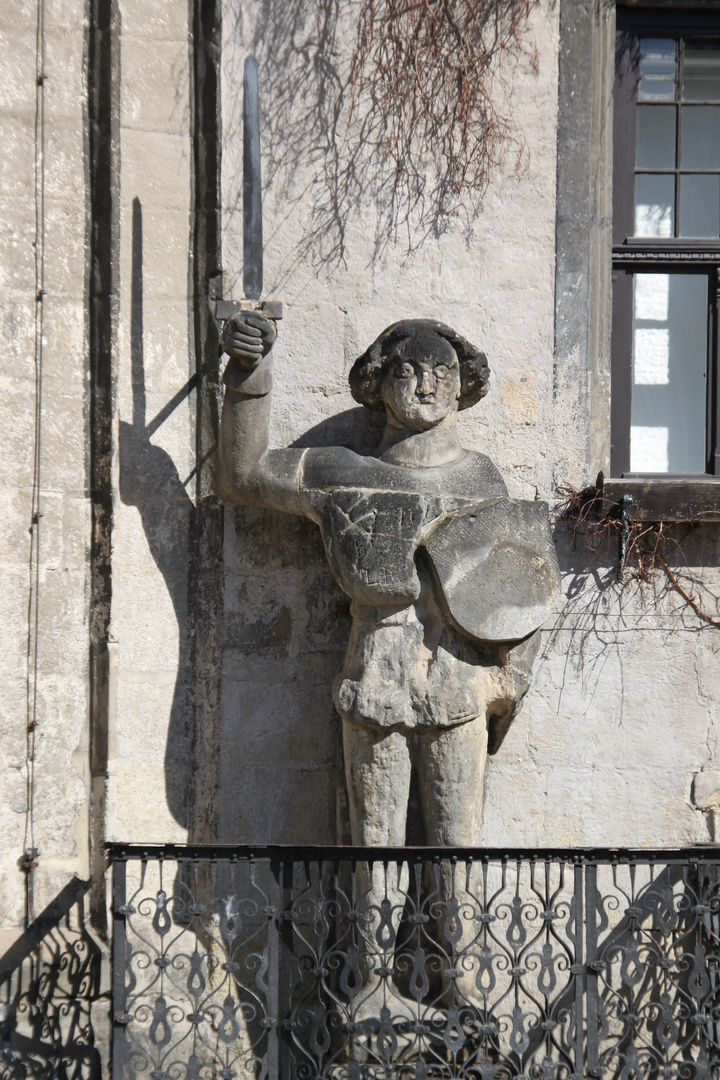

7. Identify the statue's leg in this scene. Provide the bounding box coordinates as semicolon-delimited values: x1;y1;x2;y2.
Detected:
343;721;411;846
341;722;416;1030
416;721;488;1012
416;720;487;846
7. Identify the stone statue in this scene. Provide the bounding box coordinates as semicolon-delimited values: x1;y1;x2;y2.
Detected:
218;314;560;847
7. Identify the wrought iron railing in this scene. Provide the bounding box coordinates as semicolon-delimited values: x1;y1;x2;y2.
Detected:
109;845;720;1080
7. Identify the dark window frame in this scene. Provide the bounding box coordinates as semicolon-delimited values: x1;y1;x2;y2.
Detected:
611;7;720;485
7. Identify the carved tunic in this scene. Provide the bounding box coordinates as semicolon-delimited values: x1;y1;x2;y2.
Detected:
297;447;505;599
249;445;555;739
303;455;504;730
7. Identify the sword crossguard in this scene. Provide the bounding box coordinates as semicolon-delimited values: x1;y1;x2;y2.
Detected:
213;298;283;322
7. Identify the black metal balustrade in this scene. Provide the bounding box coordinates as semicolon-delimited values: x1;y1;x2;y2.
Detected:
110;845;720;1080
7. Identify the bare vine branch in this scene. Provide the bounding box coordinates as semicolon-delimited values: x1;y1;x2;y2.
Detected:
555;482;720;629
345;0;539;245
225;0;540;279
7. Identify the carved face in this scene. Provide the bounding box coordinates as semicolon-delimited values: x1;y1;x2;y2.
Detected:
381;341;461;431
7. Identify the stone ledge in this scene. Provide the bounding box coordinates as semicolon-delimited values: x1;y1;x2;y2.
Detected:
602;476;720;521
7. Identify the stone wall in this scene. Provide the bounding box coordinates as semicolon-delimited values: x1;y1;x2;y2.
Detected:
0;0;93;942
218;0;720;849
3;0;720;959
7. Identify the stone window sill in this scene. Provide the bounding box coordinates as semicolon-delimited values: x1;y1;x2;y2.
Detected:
601;477;720;522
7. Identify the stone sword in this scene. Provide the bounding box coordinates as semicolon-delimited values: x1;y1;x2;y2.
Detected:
214;55;282;324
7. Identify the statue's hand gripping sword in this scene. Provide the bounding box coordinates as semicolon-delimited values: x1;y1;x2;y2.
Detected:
214;56;282;326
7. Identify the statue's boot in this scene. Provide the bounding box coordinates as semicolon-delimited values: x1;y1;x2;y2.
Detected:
337;859;428;1065
424;860;489;1049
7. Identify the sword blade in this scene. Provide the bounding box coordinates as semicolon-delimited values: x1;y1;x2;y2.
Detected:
243;55;263;301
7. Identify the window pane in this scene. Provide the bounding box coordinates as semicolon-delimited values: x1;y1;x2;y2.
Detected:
634;173;675;236
636;105;676;168
681;105;720;169
635;271;669;320
683;39;720;100
679;173;720;237
634;329;670;384
631;427;669;472
631;273;707;474
639;38;677;100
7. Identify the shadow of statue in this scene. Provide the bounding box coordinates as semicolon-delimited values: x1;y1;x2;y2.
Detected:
289;406;385;454
118;198;197;830
118;198;352;843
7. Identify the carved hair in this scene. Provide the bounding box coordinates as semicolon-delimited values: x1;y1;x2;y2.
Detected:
349;319;490;413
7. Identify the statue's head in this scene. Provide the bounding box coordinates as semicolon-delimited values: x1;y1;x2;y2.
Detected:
349;320;490;431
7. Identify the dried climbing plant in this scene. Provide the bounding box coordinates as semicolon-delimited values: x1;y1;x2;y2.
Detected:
228;0;540;276
344;0;539;241
556;482;720;628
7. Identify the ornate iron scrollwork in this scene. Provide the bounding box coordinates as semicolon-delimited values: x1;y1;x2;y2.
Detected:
108;847;720;1080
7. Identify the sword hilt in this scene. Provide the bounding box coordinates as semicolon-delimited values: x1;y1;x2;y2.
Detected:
213;298;283;323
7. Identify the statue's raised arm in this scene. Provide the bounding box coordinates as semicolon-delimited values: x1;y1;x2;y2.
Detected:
216;311;305;515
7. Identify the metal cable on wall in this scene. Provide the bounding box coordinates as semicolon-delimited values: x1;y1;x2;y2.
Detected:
24;0;46;926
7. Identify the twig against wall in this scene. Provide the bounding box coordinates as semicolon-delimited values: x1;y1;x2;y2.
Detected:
556;482;720;629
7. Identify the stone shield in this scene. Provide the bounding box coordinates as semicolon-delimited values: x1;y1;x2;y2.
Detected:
422;497;561;643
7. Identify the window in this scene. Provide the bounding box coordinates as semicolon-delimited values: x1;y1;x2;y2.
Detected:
612;10;720;479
